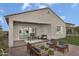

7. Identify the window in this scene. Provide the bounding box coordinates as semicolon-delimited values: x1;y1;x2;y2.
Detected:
19;27;36;40
29;27;36;37
57;26;61;32
19;28;29;39
66;29;72;34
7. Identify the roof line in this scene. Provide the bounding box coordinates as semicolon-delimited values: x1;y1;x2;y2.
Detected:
65;22;75;25
4;7;65;24
4;7;49;17
48;8;65;23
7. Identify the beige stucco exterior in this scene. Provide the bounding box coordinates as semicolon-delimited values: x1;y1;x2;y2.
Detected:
5;8;66;47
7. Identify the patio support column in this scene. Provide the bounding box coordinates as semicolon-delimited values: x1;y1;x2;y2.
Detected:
8;19;13;47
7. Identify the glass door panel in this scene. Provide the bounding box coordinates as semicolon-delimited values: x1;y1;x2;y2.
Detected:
19;27;36;41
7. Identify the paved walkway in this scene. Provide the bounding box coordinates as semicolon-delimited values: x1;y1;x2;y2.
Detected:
54;44;79;56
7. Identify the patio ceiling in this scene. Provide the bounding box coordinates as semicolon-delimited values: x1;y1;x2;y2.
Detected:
13;21;51;25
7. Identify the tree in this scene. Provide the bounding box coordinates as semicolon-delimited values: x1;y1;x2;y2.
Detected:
0;25;5;49
0;25;5;40
0;25;8;56
74;26;79;34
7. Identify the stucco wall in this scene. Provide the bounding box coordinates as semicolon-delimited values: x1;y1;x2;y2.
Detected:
9;9;51;24
47;9;66;39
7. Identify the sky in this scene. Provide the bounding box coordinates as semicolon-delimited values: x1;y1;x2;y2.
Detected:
0;3;79;31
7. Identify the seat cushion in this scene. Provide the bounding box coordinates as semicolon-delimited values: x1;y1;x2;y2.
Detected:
57;45;65;48
32;46;41;52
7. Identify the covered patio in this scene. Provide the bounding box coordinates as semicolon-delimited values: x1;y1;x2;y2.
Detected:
13;22;51;44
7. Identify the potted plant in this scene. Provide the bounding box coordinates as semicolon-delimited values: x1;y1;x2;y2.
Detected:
45;47;49;51
48;49;54;56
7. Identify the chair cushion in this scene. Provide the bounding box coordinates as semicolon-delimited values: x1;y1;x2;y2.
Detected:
57;45;65;48
32;46;41;52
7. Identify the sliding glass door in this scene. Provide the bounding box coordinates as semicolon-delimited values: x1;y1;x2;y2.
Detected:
19;27;29;39
19;27;36;41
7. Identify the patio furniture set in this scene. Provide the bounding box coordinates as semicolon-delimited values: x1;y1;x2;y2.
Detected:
47;39;69;53
27;38;69;56
27;42;54;56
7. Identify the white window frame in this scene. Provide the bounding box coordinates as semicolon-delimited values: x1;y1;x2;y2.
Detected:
56;26;63;34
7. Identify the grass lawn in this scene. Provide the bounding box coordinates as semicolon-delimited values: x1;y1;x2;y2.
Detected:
59;36;79;46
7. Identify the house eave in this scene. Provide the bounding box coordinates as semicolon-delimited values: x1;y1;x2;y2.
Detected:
5;17;9;24
4;8;49;17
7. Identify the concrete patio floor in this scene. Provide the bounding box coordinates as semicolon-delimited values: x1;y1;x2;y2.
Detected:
8;44;79;56
54;44;79;56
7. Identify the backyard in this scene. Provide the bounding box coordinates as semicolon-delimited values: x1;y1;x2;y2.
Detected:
59;36;79;46
0;36;79;56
